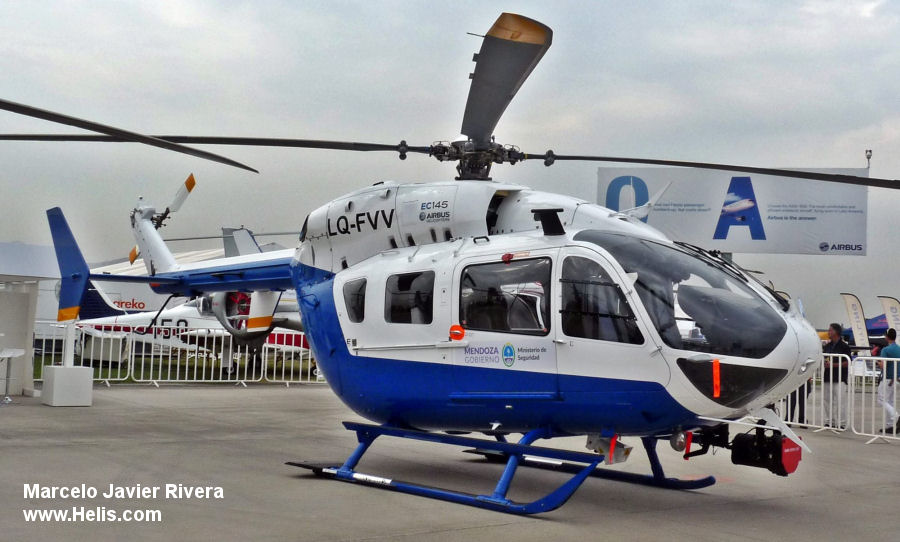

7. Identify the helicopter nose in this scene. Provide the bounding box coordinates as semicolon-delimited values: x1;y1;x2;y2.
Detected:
797;326;823;374
793;317;824;378
672;309;821;415
759;312;823;406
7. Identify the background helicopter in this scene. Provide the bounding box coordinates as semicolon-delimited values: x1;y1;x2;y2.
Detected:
5;10;900;514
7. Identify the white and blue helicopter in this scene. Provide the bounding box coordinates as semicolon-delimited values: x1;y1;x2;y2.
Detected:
5;12;900;515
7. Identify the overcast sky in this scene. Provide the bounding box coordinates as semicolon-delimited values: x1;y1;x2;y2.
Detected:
1;1;898;328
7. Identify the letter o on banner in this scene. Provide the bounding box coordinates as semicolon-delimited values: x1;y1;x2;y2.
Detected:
606;176;650;222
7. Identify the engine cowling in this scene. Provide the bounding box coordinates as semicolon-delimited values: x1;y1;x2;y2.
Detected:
210;291;270;343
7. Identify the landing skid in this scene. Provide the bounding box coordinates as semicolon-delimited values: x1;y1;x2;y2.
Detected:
287;422;714;515
464;437;716;491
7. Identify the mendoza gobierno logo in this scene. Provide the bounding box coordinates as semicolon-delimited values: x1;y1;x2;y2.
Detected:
502;343;516;367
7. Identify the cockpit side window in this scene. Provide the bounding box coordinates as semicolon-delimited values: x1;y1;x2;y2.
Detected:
460;257;551;336
560;256;643;344
573;230;787;358
385;271;434;324
343;278;367;323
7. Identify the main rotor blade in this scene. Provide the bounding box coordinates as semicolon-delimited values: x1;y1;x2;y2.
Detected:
461;13;552;148
164;231;299;242
528;152;900;190
0;98;258;173
0;134;431;154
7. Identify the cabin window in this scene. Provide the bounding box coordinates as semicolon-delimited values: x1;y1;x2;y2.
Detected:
343;278;367;323
385;271;434;324
460;257;551;336
560;256;643;344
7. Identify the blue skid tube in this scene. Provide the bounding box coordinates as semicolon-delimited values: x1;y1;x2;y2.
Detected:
288;422;601;515
466;437;716;490
287;422;716;515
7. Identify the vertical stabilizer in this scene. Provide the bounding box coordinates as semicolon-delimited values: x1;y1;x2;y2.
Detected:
46;207;90;321
229;228;263;256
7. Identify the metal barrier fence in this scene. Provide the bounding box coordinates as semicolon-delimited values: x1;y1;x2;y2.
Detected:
775;353;848;432
262;341;321;385
775;353;899;443
33;322;321;386
849;356;899;443
34;322;131;384
129;329;265;386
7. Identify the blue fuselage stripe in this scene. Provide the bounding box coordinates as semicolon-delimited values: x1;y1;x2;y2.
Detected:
290;262;698;436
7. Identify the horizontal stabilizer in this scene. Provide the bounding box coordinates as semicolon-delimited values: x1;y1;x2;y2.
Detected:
88;273;181;284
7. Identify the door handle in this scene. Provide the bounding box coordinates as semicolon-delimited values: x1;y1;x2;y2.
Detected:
552;339;566;345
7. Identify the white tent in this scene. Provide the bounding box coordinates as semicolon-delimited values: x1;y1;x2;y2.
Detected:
0;242;59;396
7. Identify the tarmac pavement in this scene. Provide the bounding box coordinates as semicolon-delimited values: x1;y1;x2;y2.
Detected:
1;385;898;541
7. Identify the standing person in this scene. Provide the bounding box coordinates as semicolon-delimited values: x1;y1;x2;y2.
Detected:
822;323;851;429
787;376;812;425
878;328;900;435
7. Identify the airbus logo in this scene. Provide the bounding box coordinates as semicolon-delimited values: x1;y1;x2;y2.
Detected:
820;242;863;252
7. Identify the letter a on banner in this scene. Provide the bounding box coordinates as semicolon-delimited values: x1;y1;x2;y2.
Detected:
713;177;766;240
841;292;870;351
877;296;900;332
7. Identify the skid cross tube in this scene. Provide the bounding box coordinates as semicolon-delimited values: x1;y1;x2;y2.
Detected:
466;437;716;491
288;422;602;515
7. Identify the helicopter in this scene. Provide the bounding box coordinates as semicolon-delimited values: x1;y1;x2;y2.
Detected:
5;12;900;515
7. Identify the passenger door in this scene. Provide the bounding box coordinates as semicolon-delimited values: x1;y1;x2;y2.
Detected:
450;250;559;395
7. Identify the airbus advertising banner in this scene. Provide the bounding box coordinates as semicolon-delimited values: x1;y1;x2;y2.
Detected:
597;167;869;255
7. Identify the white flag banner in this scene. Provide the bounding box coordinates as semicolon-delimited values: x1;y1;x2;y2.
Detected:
597;167;868;255
878;296;900;333
841;292;870;349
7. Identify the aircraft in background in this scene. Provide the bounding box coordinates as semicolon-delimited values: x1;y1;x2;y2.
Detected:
720;198;756;218
78;218;304;364
78;291;306;367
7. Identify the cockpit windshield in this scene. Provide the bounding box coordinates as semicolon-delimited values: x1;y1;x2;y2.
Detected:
574;231;787;358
